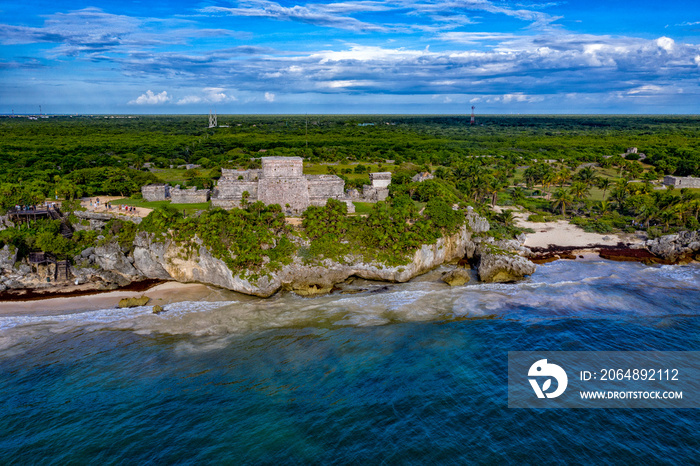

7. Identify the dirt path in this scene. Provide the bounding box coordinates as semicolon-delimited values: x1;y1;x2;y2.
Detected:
80;197;153;218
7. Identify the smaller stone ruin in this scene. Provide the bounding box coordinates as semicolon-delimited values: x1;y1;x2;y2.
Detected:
141;184;170;202
664;176;700;189
362;172;392;202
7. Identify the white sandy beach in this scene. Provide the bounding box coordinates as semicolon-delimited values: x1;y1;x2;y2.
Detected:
495;207;646;249
0;282;237;317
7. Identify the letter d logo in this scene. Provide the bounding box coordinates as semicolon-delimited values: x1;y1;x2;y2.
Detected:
528;359;568;399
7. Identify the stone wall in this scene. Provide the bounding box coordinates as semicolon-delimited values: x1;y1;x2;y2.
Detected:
307;175;345;204
170;186;210;204
664;176;700;188
258;177;309;213
370;172;392;188
141;184;170;201
362;185;390;202
262;157;303;178
221;168;260;182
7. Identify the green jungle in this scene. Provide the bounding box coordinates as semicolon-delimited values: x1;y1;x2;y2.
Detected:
1;115;699;275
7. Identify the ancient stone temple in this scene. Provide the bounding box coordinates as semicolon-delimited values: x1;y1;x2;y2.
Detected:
211;156;355;213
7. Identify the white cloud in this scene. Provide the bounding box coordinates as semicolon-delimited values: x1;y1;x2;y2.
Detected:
176;88;237;105
176;95;203;105
129;90;171;105
265;92;276;102
656;36;675;52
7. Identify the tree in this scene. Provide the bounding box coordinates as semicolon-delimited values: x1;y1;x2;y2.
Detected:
552;189;574;217
597;178;612;200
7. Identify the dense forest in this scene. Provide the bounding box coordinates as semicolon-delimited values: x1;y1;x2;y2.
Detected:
1;114;699;265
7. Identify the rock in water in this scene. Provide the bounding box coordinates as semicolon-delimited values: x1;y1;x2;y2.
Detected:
290;283;333;297
152;305;163;314
477;249;536;283
117;296;150;308
441;269;471;286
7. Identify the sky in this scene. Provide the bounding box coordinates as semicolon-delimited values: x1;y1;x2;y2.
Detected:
1;0;700;114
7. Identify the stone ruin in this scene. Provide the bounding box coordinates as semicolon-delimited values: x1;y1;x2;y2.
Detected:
170;186;210;204
211;156;356;214
361;172;392;202
663;175;700;189
141;184;170;202
141;183;210;204
141;157;393;212
412;171;434;183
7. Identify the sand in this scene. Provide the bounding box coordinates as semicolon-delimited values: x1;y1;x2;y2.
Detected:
0;282;236;317
511;210;645;249
81;196;153;218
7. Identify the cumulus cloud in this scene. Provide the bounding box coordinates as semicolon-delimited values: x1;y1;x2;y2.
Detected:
129;90;171;105
656;36;675;52
176;87;237;105
265;92;276;102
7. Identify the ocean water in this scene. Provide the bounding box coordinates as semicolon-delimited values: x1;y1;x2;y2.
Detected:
0;259;699;464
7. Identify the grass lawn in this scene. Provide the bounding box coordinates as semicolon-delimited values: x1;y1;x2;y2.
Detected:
112;198;211;215
351;202;375;215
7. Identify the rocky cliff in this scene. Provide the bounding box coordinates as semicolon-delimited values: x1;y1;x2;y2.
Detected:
128;216;486;297
0;212;544;297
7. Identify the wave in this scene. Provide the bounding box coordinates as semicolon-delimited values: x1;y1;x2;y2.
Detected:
0;260;696;351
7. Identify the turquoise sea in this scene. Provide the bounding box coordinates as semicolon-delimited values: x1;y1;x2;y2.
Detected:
0;259;699;464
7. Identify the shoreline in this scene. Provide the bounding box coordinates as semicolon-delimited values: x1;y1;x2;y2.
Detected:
0;281;238;317
0;249;694;318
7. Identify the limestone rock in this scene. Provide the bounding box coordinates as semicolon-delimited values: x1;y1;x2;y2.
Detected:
94;242;139;278
0;245;17;272
132;233;172;279
646;230;700;261
477;252;536;283
290;283;333;296
118;296;150;308
441;268;471;286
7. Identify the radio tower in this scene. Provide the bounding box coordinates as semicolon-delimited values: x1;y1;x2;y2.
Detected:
470;106;475;125
208;109;217;128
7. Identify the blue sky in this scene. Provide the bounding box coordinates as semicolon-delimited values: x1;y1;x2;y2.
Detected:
2;0;700;114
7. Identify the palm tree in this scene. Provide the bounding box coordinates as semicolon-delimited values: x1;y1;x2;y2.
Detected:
577;166;598;187
556;168;572;187
497;210;515;227
511;187;526;206
597;177;612;200
610;181;629;209
570;181;590;202
552;189;574;217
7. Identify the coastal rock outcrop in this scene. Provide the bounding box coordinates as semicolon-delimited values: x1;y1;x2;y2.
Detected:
441;268;471;286
118;296;150;308
128;221;483;297
474;238;536;283
94;243;139;280
645;230;700;262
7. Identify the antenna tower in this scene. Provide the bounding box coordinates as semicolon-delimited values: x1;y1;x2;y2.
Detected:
470;106;475;125
208;109;217;128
